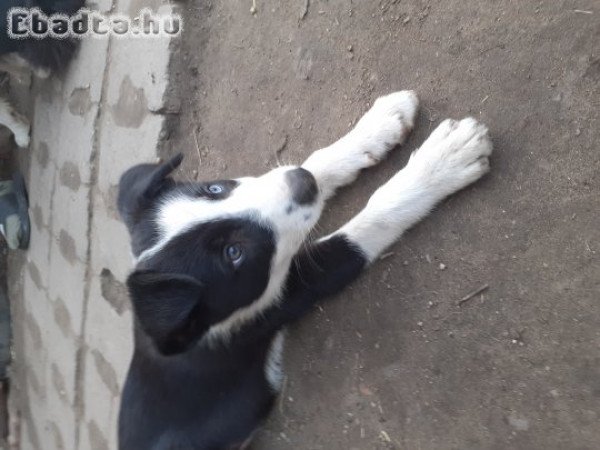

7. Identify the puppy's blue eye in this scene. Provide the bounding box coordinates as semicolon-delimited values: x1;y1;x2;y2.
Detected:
208;184;223;194
224;244;243;264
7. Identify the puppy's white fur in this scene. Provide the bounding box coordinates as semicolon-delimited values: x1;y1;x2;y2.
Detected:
337;118;492;261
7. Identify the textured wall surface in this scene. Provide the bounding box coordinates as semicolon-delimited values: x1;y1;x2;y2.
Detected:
8;1;176;448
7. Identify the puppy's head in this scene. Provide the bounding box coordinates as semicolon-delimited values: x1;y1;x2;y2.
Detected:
118;154;321;355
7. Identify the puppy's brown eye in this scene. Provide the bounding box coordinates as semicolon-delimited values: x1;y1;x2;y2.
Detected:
224;244;243;264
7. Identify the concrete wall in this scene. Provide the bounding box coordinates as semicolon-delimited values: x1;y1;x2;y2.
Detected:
8;1;177;448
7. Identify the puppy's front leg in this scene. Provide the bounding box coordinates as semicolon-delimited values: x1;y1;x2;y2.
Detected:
338;117;492;261
302;91;418;201
247;118;491;339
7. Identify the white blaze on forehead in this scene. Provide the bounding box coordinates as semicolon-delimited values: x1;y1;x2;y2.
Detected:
154;166;316;241
157;178;282;240
157;194;258;240
135;167;308;264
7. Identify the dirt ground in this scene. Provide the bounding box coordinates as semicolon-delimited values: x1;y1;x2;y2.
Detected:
162;1;600;449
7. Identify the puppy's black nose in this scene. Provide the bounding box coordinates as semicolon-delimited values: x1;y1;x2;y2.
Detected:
285;168;318;205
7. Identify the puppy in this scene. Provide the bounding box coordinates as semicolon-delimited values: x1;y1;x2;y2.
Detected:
0;0;85;147
117;91;492;449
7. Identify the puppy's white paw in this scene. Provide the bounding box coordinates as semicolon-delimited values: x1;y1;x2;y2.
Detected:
410;117;492;194
353;90;419;161
369;90;419;130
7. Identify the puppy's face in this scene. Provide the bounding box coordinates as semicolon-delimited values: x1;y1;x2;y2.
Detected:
118;154;321;354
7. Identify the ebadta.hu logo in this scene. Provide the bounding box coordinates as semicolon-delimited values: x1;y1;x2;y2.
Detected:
7;7;182;39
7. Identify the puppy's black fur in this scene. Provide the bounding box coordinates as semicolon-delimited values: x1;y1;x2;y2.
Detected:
0;0;86;73
117;155;367;449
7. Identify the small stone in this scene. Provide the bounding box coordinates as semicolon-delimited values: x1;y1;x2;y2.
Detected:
417;321;424;327
359;384;373;396
403;16;411;24
439;263;446;270
508;415;529;431
347;45;353;52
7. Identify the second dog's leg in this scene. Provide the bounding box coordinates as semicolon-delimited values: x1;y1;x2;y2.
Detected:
0;97;30;148
302;90;418;201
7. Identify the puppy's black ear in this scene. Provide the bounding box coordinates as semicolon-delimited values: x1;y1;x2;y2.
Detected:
127;269;209;355
117;153;184;228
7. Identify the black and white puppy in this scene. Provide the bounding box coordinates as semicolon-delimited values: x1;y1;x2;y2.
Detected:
117;91;492;450
0;0;85;147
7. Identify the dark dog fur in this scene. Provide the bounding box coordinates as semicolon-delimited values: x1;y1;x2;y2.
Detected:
0;0;85;73
117;155;366;450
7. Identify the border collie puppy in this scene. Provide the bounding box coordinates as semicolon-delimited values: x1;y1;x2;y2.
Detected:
0;0;85;147
117;91;492;450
